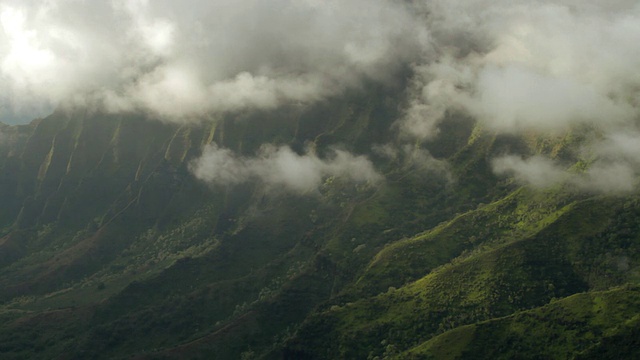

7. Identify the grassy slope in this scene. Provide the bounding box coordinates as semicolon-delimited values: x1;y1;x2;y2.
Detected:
282;193;640;359
406;285;640;360
350;187;577;297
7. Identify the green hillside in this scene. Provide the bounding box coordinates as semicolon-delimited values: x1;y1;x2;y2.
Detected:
406;285;640;360
0;81;639;359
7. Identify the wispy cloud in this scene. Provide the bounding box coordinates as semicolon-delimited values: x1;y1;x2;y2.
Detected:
3;0;640;193
398;0;640;193
190;144;382;194
402;1;640;138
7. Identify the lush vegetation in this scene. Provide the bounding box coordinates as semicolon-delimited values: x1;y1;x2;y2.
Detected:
1;83;639;359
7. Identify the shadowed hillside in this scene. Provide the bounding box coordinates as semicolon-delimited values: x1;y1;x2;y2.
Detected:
1;83;639;360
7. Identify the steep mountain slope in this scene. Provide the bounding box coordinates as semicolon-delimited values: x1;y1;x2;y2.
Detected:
0;81;639;359
405;285;640;360
283;195;637;359
0;84;471;358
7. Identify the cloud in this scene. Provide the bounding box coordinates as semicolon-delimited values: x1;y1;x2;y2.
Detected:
190;144;382;194
402;0;640;138
492;149;638;194
373;143;452;180
399;57;475;139
593;132;640;166
575;131;640;193
492;155;566;188
3;0;639;194
578;162;636;193
0;0;428;123
395;0;640;193
465;65;634;133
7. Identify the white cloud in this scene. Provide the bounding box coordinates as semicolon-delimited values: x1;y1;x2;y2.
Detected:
396;0;640;193
465;65;634;133
402;0;640;137
190;144;381;194
578;162;636;193
493;150;638;194
373;143;451;180
0;0;428;123
492;155;566;189
3;0;640;195
593;132;640;166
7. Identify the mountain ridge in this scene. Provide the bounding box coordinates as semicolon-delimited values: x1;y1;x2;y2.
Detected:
1;85;639;359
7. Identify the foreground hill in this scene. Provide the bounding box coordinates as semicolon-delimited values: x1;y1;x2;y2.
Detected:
1;85;639;359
